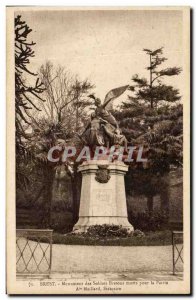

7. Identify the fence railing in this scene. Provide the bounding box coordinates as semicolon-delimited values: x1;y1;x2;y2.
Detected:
172;231;183;275
16;229;53;278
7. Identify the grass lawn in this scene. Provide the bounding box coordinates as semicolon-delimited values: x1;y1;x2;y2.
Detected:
48;230;182;246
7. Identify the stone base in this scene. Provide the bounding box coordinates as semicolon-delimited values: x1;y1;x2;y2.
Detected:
73;160;133;233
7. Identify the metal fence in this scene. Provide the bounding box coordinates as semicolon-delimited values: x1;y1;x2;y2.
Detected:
172;231;183;275
16;229;53;278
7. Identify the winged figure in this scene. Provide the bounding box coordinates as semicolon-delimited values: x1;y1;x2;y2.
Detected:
78;85;129;150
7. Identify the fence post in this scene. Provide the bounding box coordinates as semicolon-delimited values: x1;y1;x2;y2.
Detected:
172;231;183;275
172;231;175;275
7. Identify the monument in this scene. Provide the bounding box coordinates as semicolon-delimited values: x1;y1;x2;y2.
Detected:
73;86;134;232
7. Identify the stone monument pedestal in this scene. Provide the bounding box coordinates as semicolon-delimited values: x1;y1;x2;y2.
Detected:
73;160;133;232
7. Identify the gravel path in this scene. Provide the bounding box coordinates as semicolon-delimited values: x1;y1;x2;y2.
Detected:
52;244;183;273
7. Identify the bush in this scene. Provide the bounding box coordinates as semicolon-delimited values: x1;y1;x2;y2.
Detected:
129;210;168;232
71;224;143;239
86;224;130;238
47;230;172;246
132;229;145;238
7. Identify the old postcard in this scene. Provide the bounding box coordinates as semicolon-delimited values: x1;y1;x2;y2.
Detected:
6;6;190;294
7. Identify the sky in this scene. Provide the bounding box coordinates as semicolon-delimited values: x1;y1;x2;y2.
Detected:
17;9;183;105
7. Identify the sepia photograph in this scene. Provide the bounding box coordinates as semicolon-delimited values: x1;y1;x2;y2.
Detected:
6;6;190;294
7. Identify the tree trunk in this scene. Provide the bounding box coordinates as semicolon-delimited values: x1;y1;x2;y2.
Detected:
71;179;79;224
160;188;169;220
147;195;154;216
160;173;170;221
71;164;81;224
42;167;55;228
149;54;154;109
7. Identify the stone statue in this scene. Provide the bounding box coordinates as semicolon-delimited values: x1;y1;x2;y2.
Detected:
73;86;134;233
80;114;106;147
78;85;129;150
93;97;119;129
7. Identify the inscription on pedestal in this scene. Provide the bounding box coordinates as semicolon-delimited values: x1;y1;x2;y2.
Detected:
92;189;113;216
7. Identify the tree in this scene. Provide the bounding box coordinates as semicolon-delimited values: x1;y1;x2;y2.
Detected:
71;78;95;133
15;15;45;195
115;48;183;219
31;62;95;225
39;62;72;123
125;47;181;109
38;61;94;136
15;15;45;141
15;18;94;229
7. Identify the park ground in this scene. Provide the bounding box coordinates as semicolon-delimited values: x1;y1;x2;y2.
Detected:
17;240;183;281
